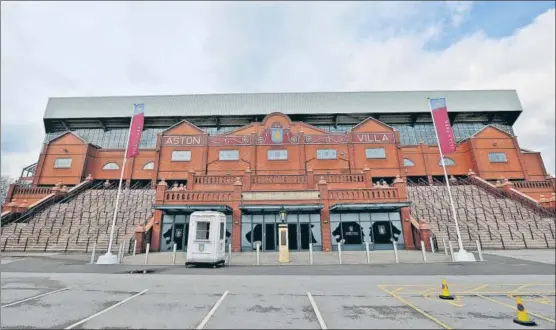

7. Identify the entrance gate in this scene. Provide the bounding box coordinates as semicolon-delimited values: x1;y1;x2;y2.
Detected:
241;213;322;252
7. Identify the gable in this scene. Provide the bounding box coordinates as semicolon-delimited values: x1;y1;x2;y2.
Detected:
473;125;512;139
351;117;394;133
48;131;88;146
161;120;204;135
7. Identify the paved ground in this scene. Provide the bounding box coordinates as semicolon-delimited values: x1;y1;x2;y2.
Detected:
483;249;555;265
1;272;555;329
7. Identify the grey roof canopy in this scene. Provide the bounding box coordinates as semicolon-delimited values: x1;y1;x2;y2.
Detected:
44;90;523;120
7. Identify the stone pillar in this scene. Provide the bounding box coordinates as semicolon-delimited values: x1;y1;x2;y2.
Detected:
231;178;243;252
125;179;131;189
318;177;332;252
187;170;195;190
400;207;415;249
363;166;372;188
393;175;406;202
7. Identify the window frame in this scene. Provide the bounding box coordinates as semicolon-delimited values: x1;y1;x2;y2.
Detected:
403;158;415;167
143;161;155;170
488;152;508;163
195;221;211;241
267;149;288;161
365;148;386;159
102;162;120;170
317;149;337;160
439;157;456;166
171;150;192;162
219;149;240;161
53;158;72;169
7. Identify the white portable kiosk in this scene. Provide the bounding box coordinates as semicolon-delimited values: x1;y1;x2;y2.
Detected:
185;211;227;268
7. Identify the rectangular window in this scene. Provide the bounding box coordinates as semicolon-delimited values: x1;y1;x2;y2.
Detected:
54;158;72;169
219;150;240;161
172;150;191;162
365;148;386;159
220;222;225;240
195;221;210;240
317;149;337;160
488;152;508;163
268;149;288;160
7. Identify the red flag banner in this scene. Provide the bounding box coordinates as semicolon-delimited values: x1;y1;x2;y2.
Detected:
430;98;457;154
126;104;144;158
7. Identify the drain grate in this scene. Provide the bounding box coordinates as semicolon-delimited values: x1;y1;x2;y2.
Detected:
126;269;156;274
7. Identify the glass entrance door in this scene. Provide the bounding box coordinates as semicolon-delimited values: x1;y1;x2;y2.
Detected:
264;223;276;251
287;223;298;250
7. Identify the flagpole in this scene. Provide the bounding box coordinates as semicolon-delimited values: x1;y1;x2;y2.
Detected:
97;107;134;264
428;98;471;260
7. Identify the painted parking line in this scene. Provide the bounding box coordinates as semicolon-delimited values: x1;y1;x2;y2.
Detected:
196;290;229;330
377;285;452;330
475;293;555;324
1;287;70;308
307;292;327;330
64;289;148;329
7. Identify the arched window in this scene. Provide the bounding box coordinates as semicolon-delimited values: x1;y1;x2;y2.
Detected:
143;162;155;170
103;162;120;170
439;157;456;166
403;158;415;167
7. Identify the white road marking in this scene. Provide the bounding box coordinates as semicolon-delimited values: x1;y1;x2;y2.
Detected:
197;291;229;329
307;292;327;329
1;287;70;308
64;289;148;329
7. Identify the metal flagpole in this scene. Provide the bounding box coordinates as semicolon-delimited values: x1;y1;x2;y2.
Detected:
428;99;468;256
97;109;134;264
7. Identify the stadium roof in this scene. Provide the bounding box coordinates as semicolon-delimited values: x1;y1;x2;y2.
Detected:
44;90;523;120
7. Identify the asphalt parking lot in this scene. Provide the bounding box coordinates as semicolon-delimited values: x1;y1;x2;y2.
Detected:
1;273;555;329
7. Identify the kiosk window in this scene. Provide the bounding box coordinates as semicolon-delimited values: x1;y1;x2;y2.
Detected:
196;221;210;240
220;222;225;240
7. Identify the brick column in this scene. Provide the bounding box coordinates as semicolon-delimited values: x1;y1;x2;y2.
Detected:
150;179;168;252
318;177;332;252
232;178;243;252
307;167;314;189
188;170;195;190
243;169;252;191
363;166;372;188
134;225;145;254
151;210;163;251
393;175;406;202
400;207;415;249
419;220;432;250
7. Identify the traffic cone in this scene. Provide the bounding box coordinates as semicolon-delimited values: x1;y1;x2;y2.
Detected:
513;296;537;326
438;279;454;300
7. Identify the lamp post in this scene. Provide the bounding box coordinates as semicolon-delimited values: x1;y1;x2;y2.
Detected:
279;207;287;224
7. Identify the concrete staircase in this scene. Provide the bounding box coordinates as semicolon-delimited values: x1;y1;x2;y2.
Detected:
0;187;155;253
407;180;555;251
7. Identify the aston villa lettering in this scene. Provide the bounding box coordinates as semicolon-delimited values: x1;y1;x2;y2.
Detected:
353;133;394;144
162;135;205;146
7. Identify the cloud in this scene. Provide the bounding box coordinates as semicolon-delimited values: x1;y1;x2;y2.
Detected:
1;2;554;178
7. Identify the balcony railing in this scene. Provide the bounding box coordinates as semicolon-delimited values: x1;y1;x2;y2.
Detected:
328;187;399;201
316;173;365;183
165;191;234;202
251;175;306;184
513;181;554;190
194;176;240;185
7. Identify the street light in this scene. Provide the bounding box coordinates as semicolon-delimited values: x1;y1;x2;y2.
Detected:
279;207;287;223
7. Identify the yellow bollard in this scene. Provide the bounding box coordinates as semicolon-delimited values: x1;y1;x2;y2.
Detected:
438;279;454;300
513;296;537;326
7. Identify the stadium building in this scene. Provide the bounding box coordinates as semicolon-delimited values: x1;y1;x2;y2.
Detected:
2;90;555;254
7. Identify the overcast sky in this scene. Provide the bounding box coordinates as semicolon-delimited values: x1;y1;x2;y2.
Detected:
1;1;555;178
